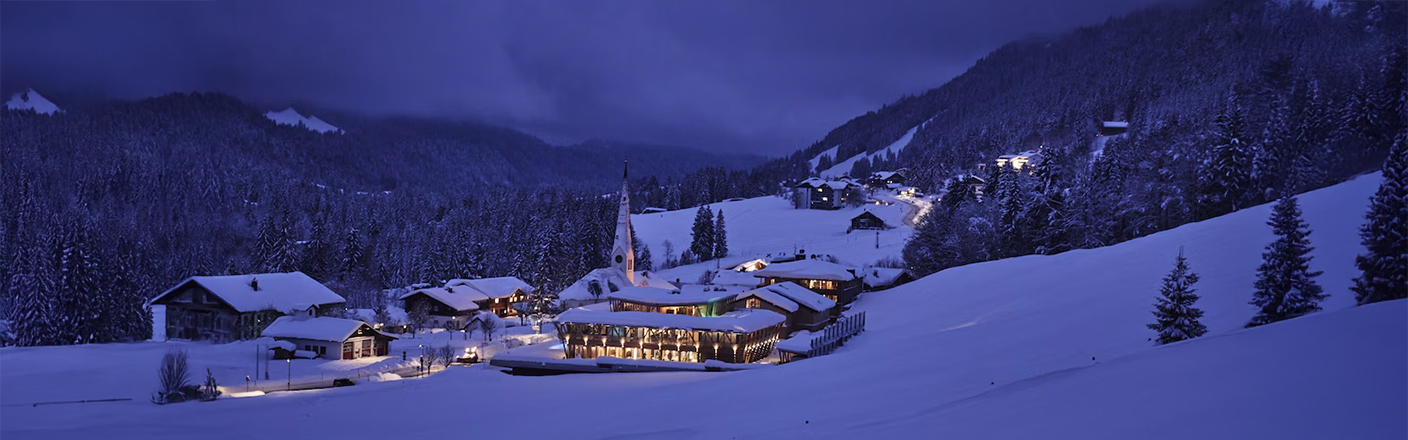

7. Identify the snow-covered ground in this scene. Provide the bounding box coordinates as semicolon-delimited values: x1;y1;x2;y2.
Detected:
2;174;1402;439
632;193;915;283
263;107;341;134
4;88;62;114
819;125;917;178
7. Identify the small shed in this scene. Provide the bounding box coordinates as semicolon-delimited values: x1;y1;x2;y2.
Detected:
848;211;890;232
261;316;397;360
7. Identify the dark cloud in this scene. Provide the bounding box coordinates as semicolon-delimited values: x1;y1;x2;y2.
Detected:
1;0;1165;154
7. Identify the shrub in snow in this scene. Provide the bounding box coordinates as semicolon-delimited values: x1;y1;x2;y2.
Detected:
1147;250;1207;345
199;368;221;402
478;314;500;341
1247;196;1326;328
151;349;199;404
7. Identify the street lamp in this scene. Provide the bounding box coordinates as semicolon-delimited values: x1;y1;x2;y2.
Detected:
286;359;291;391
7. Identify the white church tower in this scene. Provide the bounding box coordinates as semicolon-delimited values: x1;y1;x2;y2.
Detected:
610;161;636;284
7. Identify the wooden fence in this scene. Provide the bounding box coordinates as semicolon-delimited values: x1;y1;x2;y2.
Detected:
802;311;866;358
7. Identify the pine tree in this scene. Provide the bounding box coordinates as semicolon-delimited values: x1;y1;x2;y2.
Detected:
1197;100;1252;218
9;230;54;346
638;244;654;271
689;206;715;261
1148;249;1208;344
713;209;728;259
1248;196;1326;327
340;227;365;278
995;164;1030;257
55;217;102;344
1352;135;1408;304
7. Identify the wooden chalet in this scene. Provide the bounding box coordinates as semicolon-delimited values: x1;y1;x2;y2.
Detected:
848;211;890;232
750;259;862;308
445;277;533;317
866;171;906;187
148;272;346;342
732;282;836;332
262;316;397;360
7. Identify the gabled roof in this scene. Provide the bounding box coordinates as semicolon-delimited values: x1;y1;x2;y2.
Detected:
558;268;635;302
149;272;345;313
446;276;533;299
608;285;739;306
556;308;785;333
863;268;909;288
261;316;395;343
851;211;884;222
751;259;857;282
734;288;799;313
399;287;481;312
750;282;835;312
871;171;902;180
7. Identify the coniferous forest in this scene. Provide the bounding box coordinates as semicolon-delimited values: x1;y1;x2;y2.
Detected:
3;0;1405;347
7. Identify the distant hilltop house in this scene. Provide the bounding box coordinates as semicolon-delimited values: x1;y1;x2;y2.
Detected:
148;272;346;342
399;276;533;330
262;316;397;360
1097;120;1129;137
791;178;861;210
848;210;891;232
865;170;906;188
995;149;1045;171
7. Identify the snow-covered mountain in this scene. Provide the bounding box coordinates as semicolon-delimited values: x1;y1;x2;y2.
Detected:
2;170;1399;439
4;88;62;115
264;107;342;134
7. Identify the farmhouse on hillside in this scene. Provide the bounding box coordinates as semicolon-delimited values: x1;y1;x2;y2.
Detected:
262;316;398;360
148;272;346;342
399;276;532;330
994;150;1044;171
1097;120;1129;136
848;211;890;232
865;170;906;188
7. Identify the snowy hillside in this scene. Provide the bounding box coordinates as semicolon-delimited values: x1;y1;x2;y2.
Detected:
631;193;916;282
808;144;839;172
2;174;1401;439
264;107;341;133
819;125;916;178
4;88;62;114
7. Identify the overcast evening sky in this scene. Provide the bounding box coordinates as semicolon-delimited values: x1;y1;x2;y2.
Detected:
1;0;1167;155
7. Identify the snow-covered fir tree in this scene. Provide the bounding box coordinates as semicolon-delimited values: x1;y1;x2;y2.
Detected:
1247;196;1326;327
689;205;715;261
1353;135;1408;305
638;244;653;271
1197;98;1252;219
713;209;728;259
1147;249;1208;345
55;217;102;344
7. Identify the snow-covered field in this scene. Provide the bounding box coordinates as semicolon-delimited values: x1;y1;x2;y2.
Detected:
632;193;915;278
2;174;1402;439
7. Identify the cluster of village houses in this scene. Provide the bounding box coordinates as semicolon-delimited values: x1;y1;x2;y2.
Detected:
148;165;911;373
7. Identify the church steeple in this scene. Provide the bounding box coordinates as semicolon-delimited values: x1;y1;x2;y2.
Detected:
610;160;636;284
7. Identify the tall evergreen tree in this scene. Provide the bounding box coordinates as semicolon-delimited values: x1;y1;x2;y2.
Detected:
1352;136;1408;304
714;209;728;259
689;206;715;261
1248;196;1326;327
9;230;54;347
1148;249;1208;344
638;244;654;272
55;217;102;344
1197;100;1253;218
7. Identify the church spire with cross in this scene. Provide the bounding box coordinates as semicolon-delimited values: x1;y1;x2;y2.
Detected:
610;160;636;284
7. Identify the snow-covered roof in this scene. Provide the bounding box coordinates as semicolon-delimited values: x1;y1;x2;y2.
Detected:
734;288;799;313
863;268;908;288
1101;121;1129;128
872;171;901;180
558;268;636;302
750;282;835;312
751;259;857;282
446;276;533;299
5;88;61;115
608;286;737;306
729;258;770;272
400;287;481;312
711;270;764;287
150;272;345;314
794;178;857;190
776;330;819;354
556;308;785;333
261;316;395;343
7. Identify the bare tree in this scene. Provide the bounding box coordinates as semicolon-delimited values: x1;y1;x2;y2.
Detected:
437;344;455;368
478;315;500;342
407;301;430;338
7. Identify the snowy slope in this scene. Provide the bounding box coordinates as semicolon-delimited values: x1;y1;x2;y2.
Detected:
808;145;840;173
631;194;914;280
264;107;341;134
819;125;917;178
4;88;61;114
2;174;1402;439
